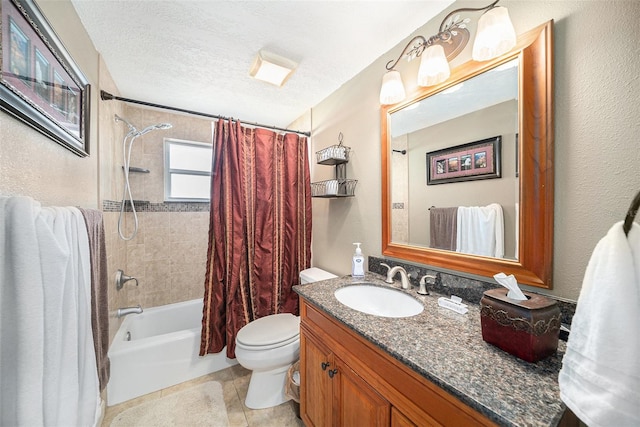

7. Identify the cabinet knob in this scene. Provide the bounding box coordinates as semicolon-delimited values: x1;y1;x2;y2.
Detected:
321;362;330;371
328;368;338;378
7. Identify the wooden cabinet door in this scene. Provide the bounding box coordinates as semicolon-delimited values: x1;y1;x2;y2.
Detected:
300;331;333;427
334;357;390;427
391;407;416;427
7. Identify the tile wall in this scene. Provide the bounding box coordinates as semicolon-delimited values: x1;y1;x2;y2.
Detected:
102;106;213;343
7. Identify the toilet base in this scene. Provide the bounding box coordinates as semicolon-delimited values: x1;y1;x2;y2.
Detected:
244;364;292;409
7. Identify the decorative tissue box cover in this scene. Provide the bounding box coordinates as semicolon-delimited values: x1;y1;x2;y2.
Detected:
480;288;561;362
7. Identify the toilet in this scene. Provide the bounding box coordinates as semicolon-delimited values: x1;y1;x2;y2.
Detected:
235;267;337;409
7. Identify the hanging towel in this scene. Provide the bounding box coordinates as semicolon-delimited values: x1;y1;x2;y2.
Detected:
0;196;46;426
79;208;110;392
429;207;458;251
0;196;101;427
456;203;504;258
558;221;640;426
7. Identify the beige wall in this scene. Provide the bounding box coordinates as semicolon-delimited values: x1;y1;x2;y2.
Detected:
3;1;638;325
0;1;214;343
309;1;640;300
0;0;99;208
102;107;213;342
406;101;518;257
111;107;213;316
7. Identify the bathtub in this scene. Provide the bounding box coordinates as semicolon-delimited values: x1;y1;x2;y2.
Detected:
107;299;237;406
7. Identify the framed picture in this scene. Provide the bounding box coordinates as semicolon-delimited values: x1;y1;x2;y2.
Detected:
0;0;90;156
426;136;501;185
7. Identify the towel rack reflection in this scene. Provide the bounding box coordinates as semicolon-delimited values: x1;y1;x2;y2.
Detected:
623;190;640;236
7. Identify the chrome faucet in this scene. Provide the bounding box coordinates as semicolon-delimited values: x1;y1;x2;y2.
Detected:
115;269;138;290
381;263;411;290
116;305;143;318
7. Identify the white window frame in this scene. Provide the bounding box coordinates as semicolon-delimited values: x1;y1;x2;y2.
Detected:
164;138;212;202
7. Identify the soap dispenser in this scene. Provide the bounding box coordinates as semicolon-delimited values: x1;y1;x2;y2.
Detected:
352;242;365;277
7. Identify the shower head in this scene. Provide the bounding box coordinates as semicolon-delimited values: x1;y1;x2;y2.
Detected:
137;122;173;136
116;113;172;137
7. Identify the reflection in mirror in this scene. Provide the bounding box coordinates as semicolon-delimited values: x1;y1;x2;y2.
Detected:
389;59;519;260
381;21;554;289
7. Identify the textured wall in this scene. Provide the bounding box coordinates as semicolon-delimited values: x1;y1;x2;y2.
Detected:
0;0;99;208
309;1;640;300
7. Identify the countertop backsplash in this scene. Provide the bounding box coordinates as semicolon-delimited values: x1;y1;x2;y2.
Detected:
368;256;577;329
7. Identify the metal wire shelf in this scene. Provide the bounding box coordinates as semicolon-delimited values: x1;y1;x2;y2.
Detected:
311;179;358;198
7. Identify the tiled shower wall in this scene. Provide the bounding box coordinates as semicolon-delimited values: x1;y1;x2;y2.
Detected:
102;106;214;342
104;205;209;308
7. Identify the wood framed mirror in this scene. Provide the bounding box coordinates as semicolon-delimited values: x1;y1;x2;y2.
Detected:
381;21;553;288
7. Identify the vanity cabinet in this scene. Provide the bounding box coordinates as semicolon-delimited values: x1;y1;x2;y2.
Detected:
299;298;497;427
301;329;390;426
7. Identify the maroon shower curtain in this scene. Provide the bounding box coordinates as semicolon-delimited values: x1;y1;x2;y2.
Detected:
200;119;312;358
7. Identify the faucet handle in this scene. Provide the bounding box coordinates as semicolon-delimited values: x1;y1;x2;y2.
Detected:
380;262;391;272
418;274;436;295
419;274;436;285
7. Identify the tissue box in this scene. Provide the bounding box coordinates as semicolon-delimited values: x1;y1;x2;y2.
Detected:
480;288;561;362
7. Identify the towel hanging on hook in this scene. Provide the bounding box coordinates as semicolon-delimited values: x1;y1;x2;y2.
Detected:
623;190;640;236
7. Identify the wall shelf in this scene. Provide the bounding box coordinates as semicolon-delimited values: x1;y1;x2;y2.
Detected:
312;139;357;198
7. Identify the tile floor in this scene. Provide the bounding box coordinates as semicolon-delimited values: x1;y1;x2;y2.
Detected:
101;365;304;427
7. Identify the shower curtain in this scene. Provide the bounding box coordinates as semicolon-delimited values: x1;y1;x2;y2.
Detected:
200;119;312;358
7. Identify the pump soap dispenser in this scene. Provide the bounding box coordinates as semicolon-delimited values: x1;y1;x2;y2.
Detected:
352;243;365;277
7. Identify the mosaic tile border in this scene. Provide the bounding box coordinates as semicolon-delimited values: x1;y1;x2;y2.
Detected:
102;199;210;213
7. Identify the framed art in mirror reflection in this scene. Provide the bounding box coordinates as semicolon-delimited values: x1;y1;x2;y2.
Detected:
426;135;501;185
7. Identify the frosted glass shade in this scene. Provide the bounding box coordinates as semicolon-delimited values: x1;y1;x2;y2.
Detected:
379;70;406;105
472;6;516;62
417;44;450;87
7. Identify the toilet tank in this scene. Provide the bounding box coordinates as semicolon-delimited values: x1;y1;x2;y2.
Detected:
299;267;337;284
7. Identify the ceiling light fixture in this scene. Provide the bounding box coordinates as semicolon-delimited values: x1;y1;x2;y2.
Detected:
379;0;515;105
249;50;297;87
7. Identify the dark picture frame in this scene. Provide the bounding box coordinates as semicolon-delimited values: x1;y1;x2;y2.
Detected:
426;136;501;185
0;0;90;156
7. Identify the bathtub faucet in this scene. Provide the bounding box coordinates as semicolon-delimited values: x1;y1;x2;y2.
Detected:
116;305;143;318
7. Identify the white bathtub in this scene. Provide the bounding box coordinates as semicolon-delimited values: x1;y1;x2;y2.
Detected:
107;299;237;406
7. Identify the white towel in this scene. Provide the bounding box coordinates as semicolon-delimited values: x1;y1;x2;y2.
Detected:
0;197;101;427
0;196;45;425
456;203;504;258
558;221;640;426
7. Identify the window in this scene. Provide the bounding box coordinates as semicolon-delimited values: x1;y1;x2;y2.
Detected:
164;138;212;202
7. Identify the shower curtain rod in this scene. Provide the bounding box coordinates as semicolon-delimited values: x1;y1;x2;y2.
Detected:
100;90;311;137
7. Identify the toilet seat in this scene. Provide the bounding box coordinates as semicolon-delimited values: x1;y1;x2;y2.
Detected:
236;313;300;351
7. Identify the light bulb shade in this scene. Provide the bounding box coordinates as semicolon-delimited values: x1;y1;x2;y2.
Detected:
417;44;450;87
472;6;516;62
379;70;406;105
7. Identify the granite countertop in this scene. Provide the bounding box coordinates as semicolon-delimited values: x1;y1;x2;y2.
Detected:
293;272;567;427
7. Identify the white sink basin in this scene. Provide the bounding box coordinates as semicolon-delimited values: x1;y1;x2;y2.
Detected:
334;284;424;318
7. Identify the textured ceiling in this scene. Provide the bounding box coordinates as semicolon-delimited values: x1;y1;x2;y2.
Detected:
70;0;454;129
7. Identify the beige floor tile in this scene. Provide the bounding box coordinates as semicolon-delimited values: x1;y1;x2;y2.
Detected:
222;379;249;427
100;365;302;427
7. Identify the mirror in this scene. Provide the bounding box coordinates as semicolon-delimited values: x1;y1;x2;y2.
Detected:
390;59;519;259
381;21;554;288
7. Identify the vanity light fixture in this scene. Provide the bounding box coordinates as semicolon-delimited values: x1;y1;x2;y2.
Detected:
249;50;298;87
379;0;516;105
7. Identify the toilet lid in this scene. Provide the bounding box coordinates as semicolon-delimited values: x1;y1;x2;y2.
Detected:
236;313;300;347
